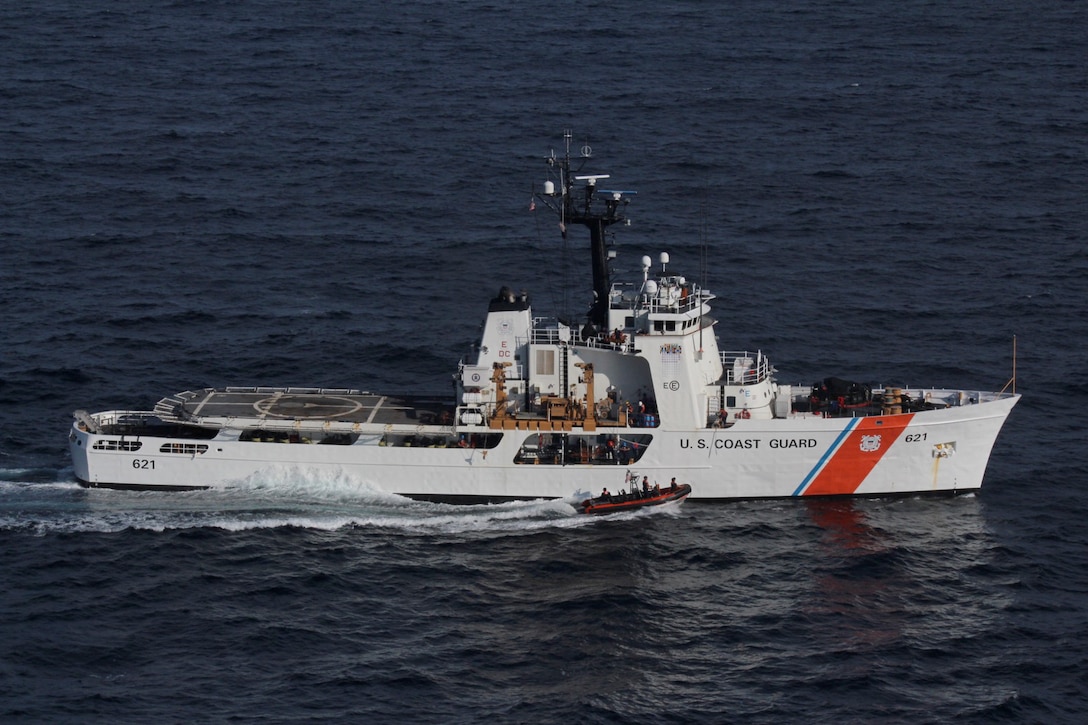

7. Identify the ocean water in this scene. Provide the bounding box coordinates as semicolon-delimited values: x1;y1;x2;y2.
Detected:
2;1;1087;722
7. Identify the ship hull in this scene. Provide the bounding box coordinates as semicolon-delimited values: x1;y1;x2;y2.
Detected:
69;394;1017;501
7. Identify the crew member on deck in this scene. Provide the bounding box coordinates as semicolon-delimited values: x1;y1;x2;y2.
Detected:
618;440;631;464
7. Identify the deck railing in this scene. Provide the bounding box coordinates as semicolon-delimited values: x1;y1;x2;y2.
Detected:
718;351;771;385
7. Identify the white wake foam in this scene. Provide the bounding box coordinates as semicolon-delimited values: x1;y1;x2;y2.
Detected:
1;467;610;535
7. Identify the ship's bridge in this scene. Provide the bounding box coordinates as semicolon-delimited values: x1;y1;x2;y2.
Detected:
605;276;713;337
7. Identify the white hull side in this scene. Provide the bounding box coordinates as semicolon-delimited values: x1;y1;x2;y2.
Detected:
70;395;1017;500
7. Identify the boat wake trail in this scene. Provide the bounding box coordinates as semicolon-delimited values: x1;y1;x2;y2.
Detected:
0;467;600;535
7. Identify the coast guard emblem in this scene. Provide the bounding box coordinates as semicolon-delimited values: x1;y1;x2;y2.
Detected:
859;434;882;453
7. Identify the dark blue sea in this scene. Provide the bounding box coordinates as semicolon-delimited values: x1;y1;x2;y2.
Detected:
2;1;1086;722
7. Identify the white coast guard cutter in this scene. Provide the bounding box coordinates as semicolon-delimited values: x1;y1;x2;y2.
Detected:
69;133;1018;501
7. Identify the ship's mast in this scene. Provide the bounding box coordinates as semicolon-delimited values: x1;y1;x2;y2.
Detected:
538;131;633;330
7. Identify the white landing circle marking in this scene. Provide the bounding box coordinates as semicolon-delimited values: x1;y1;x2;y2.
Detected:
253;395;364;419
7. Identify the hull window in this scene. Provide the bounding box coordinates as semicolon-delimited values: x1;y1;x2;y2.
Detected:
93;440;143;452
240;430;361;445
380;432;503;449
160;443;209;455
